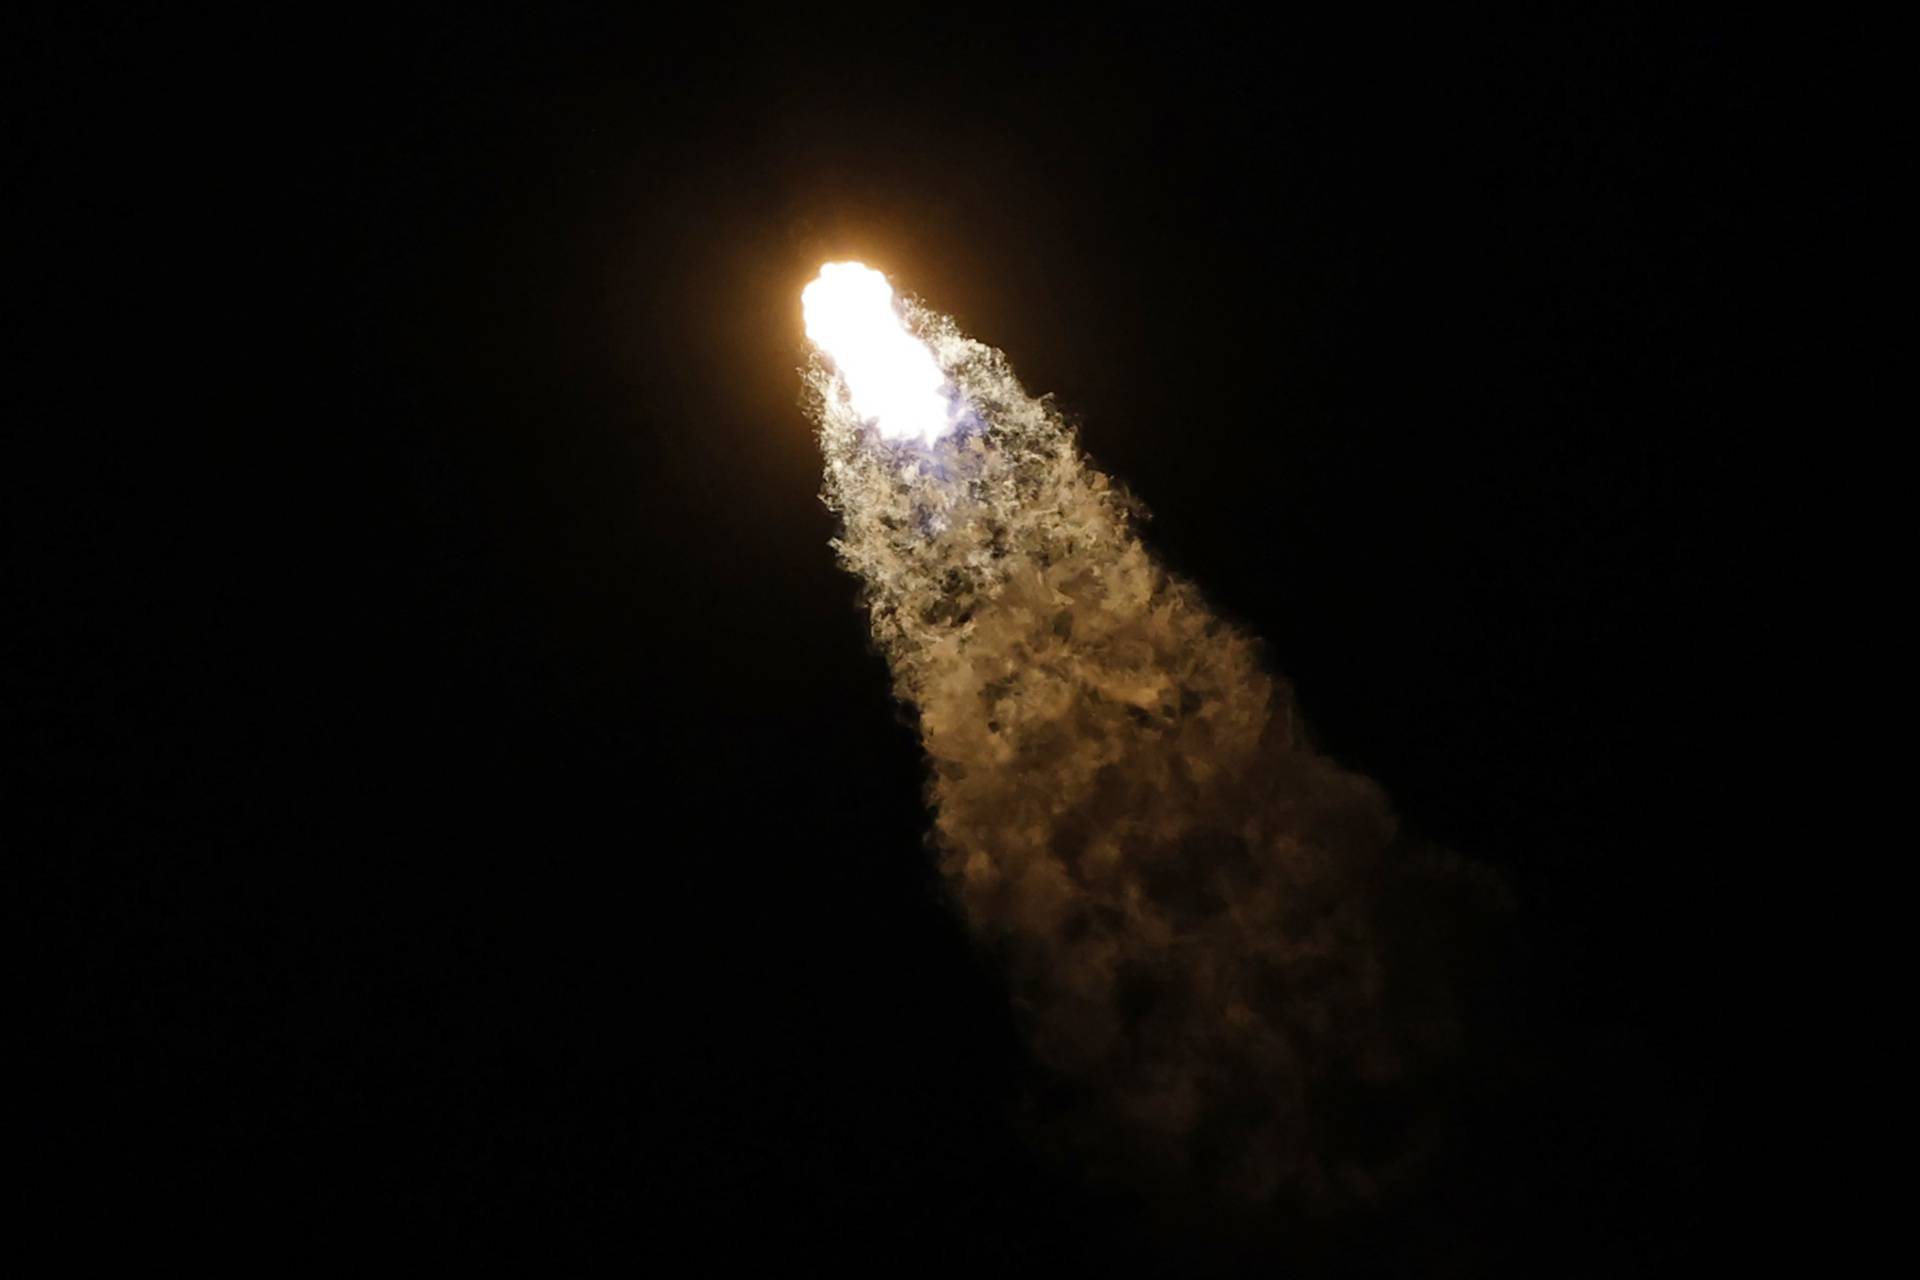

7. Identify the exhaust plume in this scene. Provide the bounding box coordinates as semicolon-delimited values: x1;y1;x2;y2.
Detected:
803;264;1504;1215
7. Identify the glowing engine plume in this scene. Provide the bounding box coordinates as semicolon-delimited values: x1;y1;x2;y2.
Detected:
803;268;1503;1218
802;263;955;444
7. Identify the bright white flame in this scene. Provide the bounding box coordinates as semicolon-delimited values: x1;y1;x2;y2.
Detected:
802;262;954;444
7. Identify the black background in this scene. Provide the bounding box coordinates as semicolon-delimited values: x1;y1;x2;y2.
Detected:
19;8;1735;1272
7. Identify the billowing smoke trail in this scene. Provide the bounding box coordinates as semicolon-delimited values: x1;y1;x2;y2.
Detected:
804;265;1502;1213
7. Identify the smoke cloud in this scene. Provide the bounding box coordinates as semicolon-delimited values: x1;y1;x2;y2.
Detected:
808;293;1508;1218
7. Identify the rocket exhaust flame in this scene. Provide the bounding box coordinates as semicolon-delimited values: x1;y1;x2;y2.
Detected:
802;264;1502;1214
802;262;959;445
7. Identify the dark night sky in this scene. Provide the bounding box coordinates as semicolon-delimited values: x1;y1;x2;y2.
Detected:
18;8;1737;1271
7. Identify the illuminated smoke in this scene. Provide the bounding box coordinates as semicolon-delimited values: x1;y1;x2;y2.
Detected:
804;265;1504;1212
